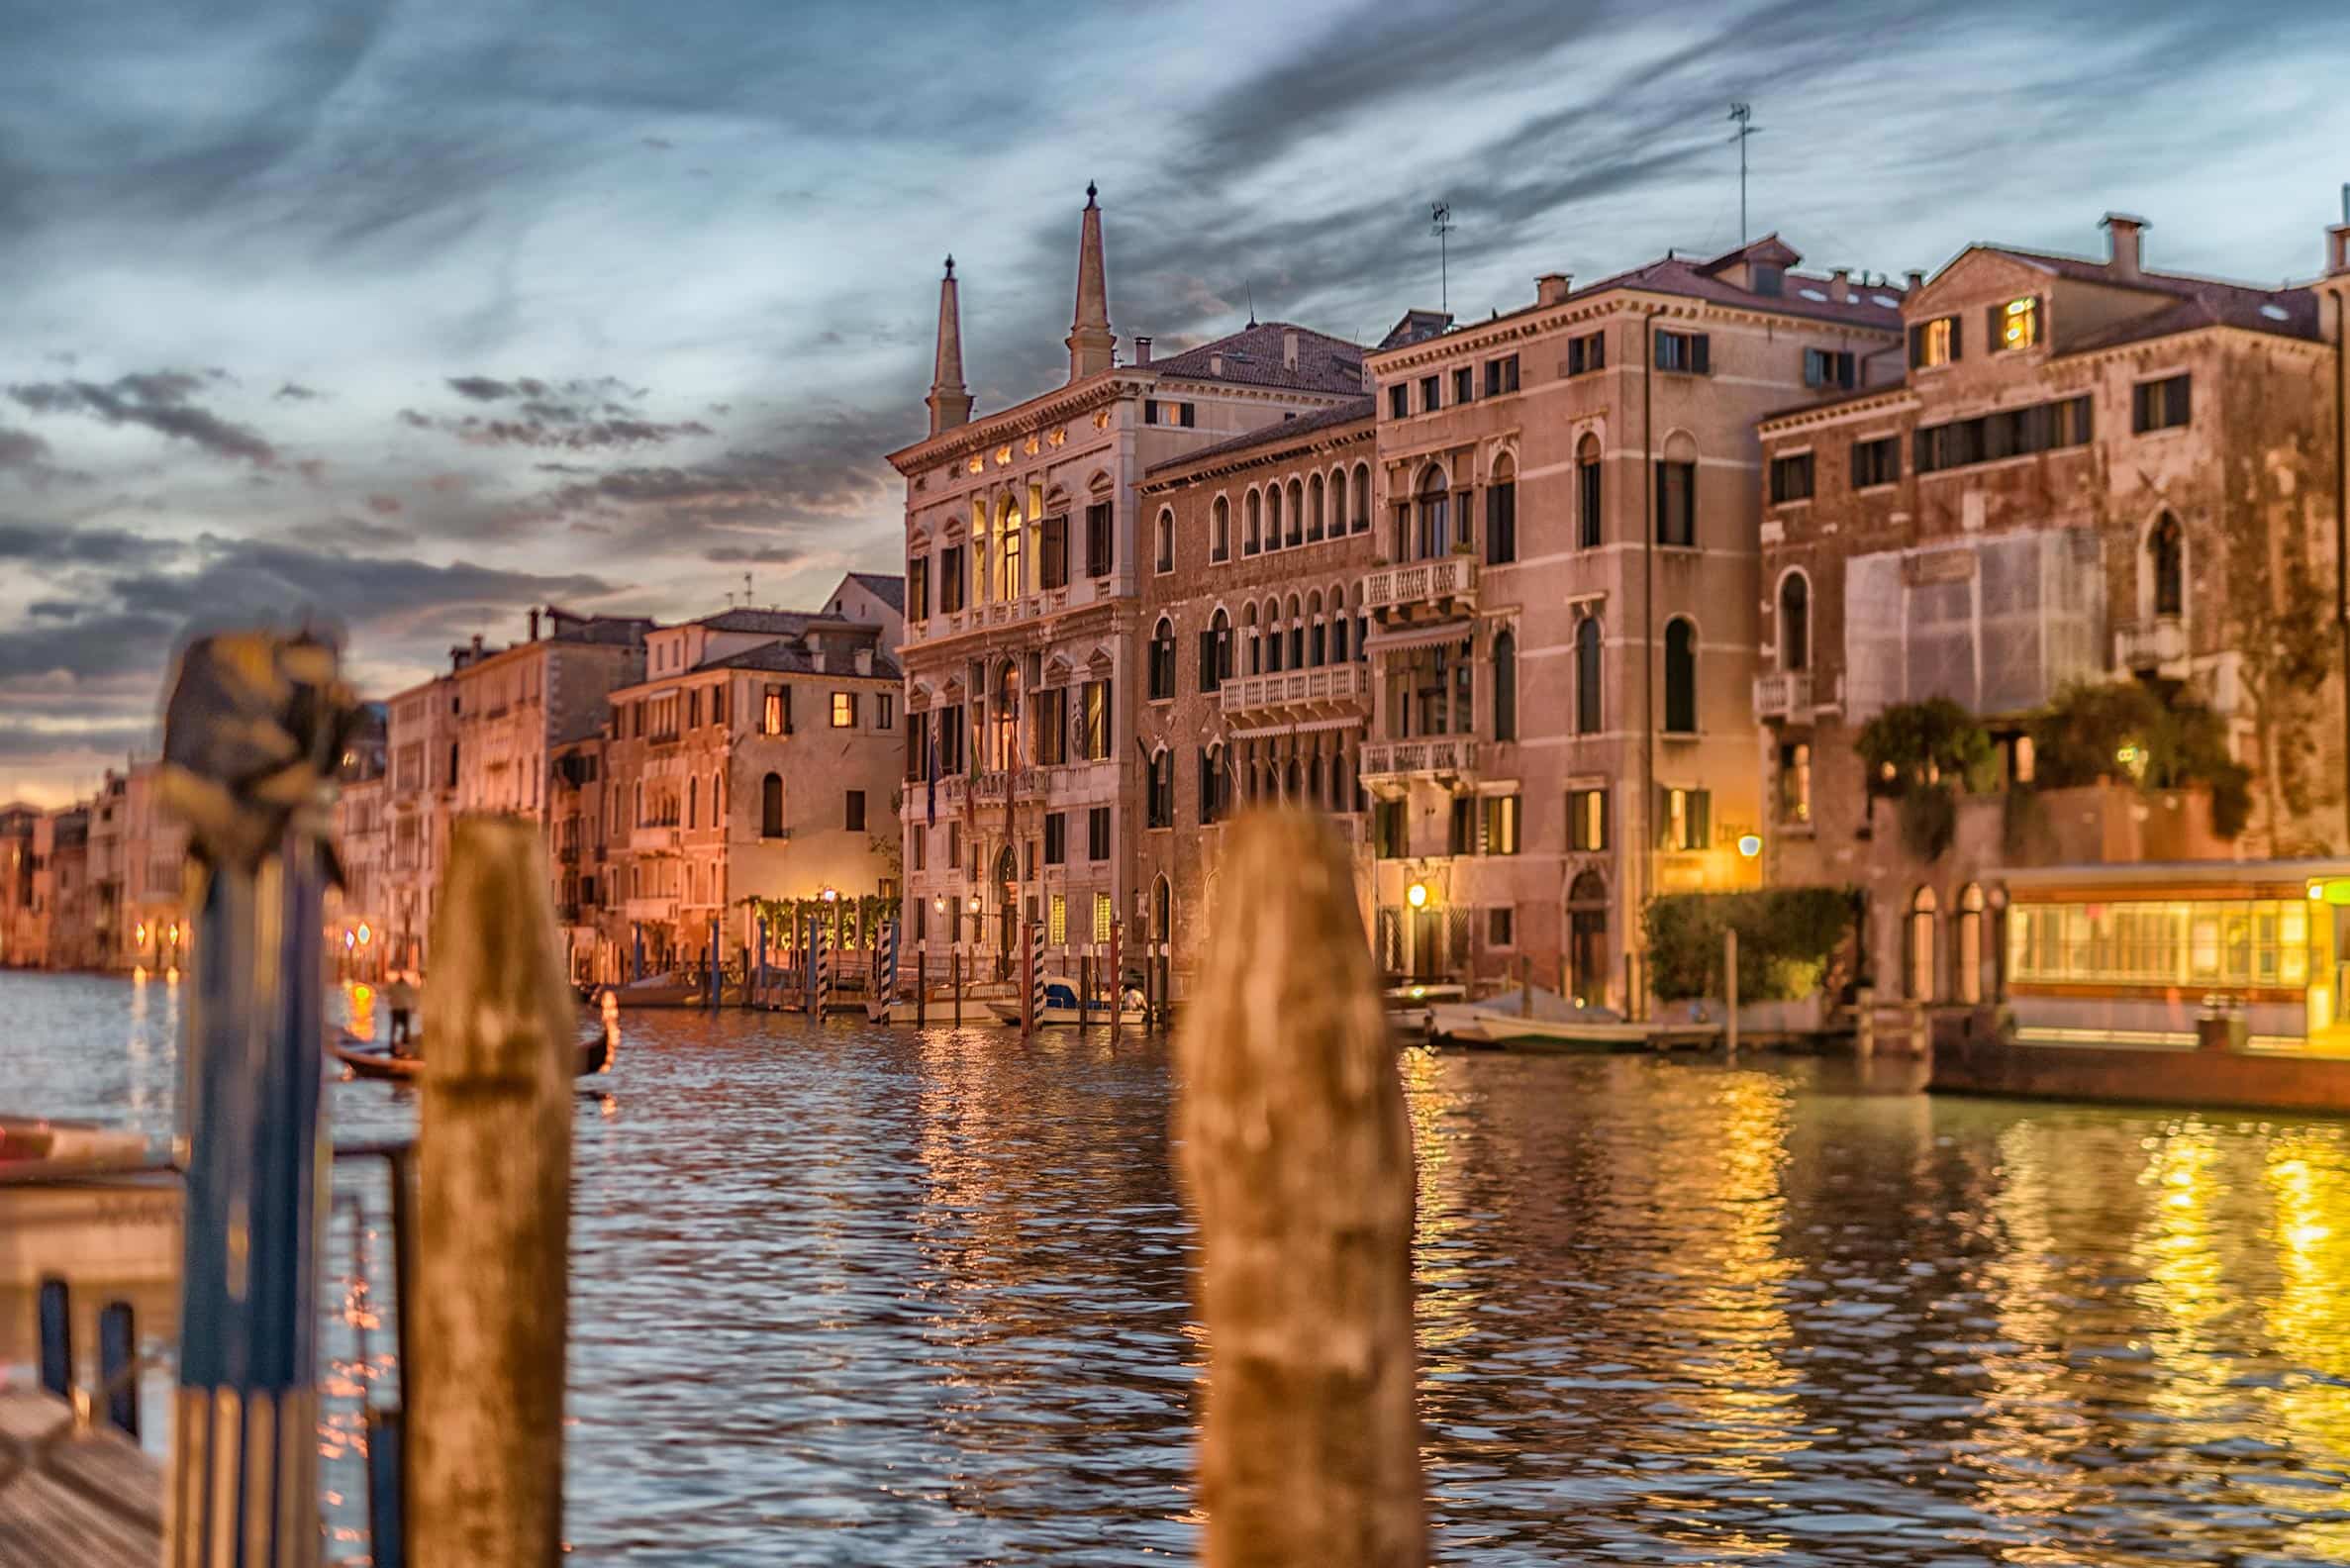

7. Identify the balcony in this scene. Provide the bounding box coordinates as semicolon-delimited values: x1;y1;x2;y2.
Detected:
1362;556;1477;622
1752;670;1813;722
1359;736;1478;792
2114;616;2187;673
1220;663;1372;719
645;729;682;749
631;825;681;853
624;896;678;925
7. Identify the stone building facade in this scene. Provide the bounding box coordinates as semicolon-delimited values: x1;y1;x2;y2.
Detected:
1132;401;1380;983
1362;240;1905;1005
382;673;457;971
889;188;1370;976
1756;212;2350;998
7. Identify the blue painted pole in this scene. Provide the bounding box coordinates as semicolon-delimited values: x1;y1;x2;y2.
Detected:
708;915;720;1009
37;1276;69;1399
633;923;644;984
755;918;768;1010
99;1299;138;1438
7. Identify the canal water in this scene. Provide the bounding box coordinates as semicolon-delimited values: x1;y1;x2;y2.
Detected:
8;970;2350;1565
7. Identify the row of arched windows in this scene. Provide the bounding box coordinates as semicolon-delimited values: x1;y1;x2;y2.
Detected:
1206;461;1374;563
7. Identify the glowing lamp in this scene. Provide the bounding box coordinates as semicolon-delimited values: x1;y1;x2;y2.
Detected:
1737;833;1762;858
932;896;947;913
822;887;838;903
344;931;356;949
356;923;371;945
2310;879;2350;906
1406;882;1428;909
135;922;147;943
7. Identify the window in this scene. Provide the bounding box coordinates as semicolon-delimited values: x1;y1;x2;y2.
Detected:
877;694;894;730
1308;474;1324;541
1657;785;1711;851
1577;436;1602;547
1663;617;1697;734
1449;796;1475;855
1244;491;1261;555
1914;394;2093;473
1489;908;1515;946
1093;892;1113;944
912;827;927;872
1041;513;1070;590
1568;787;1609;850
1414;466;1451;558
1492;629;1517;741
1483;794;1520;855
1851;435;1900;488
1143;398;1159;425
1080;678;1111;760
1653;331;1710;373
1388;383;1408;419
1768;452;1814;504
1484;354;1520;394
908;555;930;620
1486;470;1516;564
687;776;698;828
832;691;857;729
1212;497;1230;562
1655;459;1696;546
1752;263;1784;296
760;772;783;837
1149;619;1176;699
1779;574;1810;671
1778;741;1812;824
2149;513;2185;618
762;685;791;735
1199;609;1230;693
1197;747;1226;825
1285;480;1303;548
939;544;966;611
1909;315;1960;368
1351;463;1371;532
1803;348;1856;389
1147;750;1173;828
2133;373;2192;434
1087;805;1110;860
1084;502;1113;577
1419;374;1439;411
1042;813;1067;865
845;790;866;832
1452;366;1474;405
1566;331;1606;375
1990;296;2040;352
1575;617;1603;735
1154;507;1174;573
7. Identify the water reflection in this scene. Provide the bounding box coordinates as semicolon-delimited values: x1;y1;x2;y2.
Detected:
12;974;2350;1563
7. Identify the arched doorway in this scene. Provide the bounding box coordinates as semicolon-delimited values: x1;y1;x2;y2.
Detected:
1568;871;1609;1006
994;844;1019;978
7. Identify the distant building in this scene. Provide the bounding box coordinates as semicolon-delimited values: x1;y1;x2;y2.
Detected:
328;703;389;980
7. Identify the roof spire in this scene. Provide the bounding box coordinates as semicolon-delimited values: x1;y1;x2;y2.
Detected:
927;254;972;437
1066;183;1115;382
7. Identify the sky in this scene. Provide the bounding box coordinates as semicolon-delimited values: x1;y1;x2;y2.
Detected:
2;0;2346;806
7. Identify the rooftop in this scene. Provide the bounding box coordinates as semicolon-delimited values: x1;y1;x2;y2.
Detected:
1144;397;1375;478
1146;321;1367;397
702;642;904;681
842;571;906;612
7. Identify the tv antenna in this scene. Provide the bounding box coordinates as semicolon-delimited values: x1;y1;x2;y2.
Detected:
1727;103;1761;245
1429;202;1455;312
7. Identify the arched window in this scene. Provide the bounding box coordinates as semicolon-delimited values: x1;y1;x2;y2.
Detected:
1416;464;1450;558
1149;617;1177;700
1154;506;1175;574
993;661;1021;770
1657;432;1698;547
687;776;698;829
2149;512;2184;618
1244;603;1261;675
1575;617;1603;735
1907;886;1939;1001
1152;874;1172;942
1351;462;1372;532
1664;617;1698;735
1307;590;1325;665
1493;628;1518;741
1286;479;1304;547
1779;572;1811;672
635;779;644;825
1576;433;1603;548
1212;496;1230;562
1332;583;1350;663
997;496;1024;601
1284;593;1303;669
760;772;784;838
1266;485;1283;551
1147;746;1174;827
1568;870;1609;1006
1486;453;1517;564
1958;883;1986;1005
1308;473;1325;540
1210;606;1232;685
1245;489;1262;554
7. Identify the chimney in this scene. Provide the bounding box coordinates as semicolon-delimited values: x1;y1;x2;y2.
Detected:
2102;213;2147;278
471;633;484;655
855;647;874;677
529;607;541;641
1535;272;1570;307
1210;353;1224;376
1134;335;1151;365
1830;268;1851;303
1283;330;1300;371
2328;224;2350;278
1906;269;1925;294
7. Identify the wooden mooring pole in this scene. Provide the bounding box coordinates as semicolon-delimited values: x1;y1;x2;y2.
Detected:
412;816;575;1567
1175;810;1424;1568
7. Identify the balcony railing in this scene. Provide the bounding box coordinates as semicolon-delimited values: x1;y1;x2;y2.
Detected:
1362;556;1477;621
1751;670;1813;722
2114;616;2187;671
1219;663;1372;718
645;729;681;748
1359;736;1478;784
631;825;681;853
624;897;677;924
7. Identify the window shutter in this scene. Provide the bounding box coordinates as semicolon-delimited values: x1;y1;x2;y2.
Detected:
1948;316;1962;360
1692;334;1711;374
1692;790;1712;849
2176;375;2192;426
1839;351;1856;390
1908;326;1923;369
1985;304;2003;350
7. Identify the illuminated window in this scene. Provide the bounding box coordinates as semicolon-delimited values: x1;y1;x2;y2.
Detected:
1995;296;2039;351
1909;315;1959;368
1049;893;1067;944
995;444;1013;466
1778;741;1811;824
832;692;856;728
1093;892;1113;943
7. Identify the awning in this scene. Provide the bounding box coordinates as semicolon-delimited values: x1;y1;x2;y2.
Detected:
1363;621;1475;655
1228;715;1367;740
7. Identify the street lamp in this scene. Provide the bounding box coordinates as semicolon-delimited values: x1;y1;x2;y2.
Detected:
1737;833;1762;858
1406;882;1428;909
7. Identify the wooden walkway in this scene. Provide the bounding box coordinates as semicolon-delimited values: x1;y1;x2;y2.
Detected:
0;1390;160;1568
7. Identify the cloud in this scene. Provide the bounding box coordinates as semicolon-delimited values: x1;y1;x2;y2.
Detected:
365;493;403;515
404;375;699;449
7;370;277;464
0;716;155;762
705;545;804;564
274;382;325;401
0;521;179;565
0;610;182;680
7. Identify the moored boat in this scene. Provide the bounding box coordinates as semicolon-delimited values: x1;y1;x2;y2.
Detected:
984;979;1146;1028
329;1027;617;1081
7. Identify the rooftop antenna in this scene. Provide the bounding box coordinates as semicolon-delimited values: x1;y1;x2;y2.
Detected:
1429;202;1455;313
1245;281;1256;329
1727;103;1761;245
744;570;754;610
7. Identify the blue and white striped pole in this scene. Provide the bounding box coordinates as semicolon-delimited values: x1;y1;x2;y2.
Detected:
1028;922;1046;1035
160;632;355;1568
880;920;899;1015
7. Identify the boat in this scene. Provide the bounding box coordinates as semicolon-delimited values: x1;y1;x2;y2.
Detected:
1425;986;1724;1052
1383;980;1467;1040
329;1027;617;1082
607;973;706;1009
984;979;1147;1028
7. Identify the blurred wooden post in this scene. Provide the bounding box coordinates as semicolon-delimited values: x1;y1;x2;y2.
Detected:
1110;918;1123;1040
1724;929;1739;1058
916;941;928;1028
951;943;962;1029
413;816;575;1567
1176;810;1424;1568
1518;953;1531;1017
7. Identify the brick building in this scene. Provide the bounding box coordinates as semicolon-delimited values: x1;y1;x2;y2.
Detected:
1756;212;2350;999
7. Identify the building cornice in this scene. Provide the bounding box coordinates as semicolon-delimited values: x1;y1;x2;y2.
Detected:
1368;288;1901;375
1759;387;1920;436
887;371;1146;474
1137;421;1376;494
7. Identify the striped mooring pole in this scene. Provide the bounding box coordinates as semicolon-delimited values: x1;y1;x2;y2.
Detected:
880;920;899;1014
815;920;833;1017
1026;921;1046;1036
755;918;768;1009
159;631;362;1568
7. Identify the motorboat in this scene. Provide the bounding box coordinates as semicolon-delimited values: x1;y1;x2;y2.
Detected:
985;978;1146;1028
329;1026;618;1082
1425;986;1723;1052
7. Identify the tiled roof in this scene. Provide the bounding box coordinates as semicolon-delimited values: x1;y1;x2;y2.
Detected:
844;571;906;612
1379;310;1454;349
1149;322;1368;396
1143;398;1375;477
704;641;903;681
1571;247;1908;331
1981;245;2321;348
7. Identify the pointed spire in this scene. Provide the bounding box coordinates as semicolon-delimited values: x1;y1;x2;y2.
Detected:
1066;183;1115;383
927;254;971;438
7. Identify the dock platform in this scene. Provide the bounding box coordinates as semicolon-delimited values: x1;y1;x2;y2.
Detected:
0;1389;160;1568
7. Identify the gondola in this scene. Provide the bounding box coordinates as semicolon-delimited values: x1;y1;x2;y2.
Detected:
328;1027;616;1082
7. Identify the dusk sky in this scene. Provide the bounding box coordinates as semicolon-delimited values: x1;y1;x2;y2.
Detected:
3;0;2345;805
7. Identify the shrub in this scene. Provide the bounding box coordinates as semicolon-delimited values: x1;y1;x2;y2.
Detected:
1898;782;1958;860
1643;887;1858;1002
2027;681;2251;840
1857;699;1998;797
